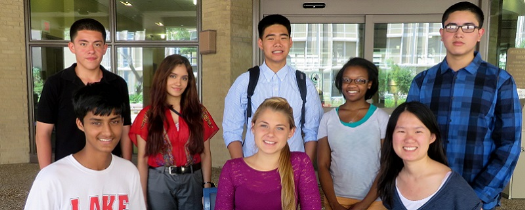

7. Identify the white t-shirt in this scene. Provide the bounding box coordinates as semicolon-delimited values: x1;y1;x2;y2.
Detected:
318;105;389;200
24;154;146;210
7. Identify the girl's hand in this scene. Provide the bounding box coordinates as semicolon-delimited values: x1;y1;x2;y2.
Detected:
330;202;348;210
348;201;367;210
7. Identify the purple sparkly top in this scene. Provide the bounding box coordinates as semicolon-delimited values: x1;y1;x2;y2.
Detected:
215;152;321;210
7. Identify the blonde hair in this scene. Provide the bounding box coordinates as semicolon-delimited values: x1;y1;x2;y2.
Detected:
251;97;296;210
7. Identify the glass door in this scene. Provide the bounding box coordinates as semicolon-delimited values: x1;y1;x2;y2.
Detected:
268;15;444;111
288;23;364;107
370;15;444;110
258;0;481;111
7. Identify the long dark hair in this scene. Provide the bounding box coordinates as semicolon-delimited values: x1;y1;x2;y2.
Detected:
145;54;204;156
377;101;447;207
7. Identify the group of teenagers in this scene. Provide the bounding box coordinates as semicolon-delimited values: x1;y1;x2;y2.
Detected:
24;1;521;210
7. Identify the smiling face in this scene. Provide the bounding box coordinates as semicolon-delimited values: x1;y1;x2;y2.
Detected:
68;30;107;72
166;65;189;100
258;24;292;70
392;111;436;162
341;66;371;102
76;111;123;155
251;108;295;155
440;10;485;59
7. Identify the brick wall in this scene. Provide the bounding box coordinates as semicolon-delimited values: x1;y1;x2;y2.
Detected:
0;0;30;164
202;0;253;167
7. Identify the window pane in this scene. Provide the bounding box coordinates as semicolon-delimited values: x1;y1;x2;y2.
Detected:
31;46;111;152
488;1;525;70
488;1;525;100
32;46;111;100
288;24;364;108
116;47;198;122
116;1;197;41
374;23;445;108
30;0;109;41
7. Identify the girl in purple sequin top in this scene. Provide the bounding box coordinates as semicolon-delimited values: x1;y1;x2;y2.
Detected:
215;97;321;210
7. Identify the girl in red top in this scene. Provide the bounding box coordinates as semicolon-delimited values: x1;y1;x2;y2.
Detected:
129;54;218;210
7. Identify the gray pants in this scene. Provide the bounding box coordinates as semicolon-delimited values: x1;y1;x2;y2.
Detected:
147;167;203;210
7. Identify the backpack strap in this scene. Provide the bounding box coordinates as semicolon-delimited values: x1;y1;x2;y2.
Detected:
295;70;307;129
247;66;260;122
246;67;308;130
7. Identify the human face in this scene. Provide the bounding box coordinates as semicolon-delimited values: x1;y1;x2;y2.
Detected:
392;111;436;162
68;30;108;72
341;66;371;102
166;65;189;100
440;11;484;59
257;24;292;69
76;111;123;154
251;109;295;155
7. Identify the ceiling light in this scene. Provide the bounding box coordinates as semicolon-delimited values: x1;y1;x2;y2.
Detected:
120;1;132;6
155;22;164;26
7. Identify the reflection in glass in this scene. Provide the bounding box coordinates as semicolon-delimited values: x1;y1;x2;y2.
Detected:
116;47;198;122
489;1;525;70
374;23;445;108
30;0;110;41
116;0;197;41
288;24;364;107
487;0;525;99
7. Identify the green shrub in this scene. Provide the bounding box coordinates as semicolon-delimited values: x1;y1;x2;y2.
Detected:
129;93;143;104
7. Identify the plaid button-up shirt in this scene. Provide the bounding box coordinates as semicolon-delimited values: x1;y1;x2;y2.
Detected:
407;52;522;209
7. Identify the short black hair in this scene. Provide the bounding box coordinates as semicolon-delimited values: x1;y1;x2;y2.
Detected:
69;18;107;42
258;14;291;39
335;57;379;100
73;82;125;123
442;1;484;28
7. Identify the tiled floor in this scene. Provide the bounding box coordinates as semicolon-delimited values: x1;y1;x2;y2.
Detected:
2;163;524;209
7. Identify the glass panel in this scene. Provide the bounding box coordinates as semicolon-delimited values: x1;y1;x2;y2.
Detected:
31;46;111;152
488;0;525;69
374;23;445;108
488;0;525;101
116;47;198;122
30;0;110;41
116;0;198;41
288;24;364;107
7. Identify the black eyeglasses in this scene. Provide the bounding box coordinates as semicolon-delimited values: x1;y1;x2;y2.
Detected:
443;23;479;33
342;78;368;85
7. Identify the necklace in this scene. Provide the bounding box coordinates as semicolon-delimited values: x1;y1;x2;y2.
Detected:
349;108;364;123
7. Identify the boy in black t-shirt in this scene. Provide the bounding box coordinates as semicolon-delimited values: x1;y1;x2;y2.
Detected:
35;18;132;169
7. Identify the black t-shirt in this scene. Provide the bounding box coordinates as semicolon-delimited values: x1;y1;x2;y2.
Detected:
36;64;132;161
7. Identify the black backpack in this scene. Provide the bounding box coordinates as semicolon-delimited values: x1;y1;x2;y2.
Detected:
246;66;307;129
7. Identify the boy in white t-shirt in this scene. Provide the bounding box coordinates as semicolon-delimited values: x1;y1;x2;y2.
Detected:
25;82;146;210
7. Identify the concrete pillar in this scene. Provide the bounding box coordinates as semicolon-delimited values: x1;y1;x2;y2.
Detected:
201;0;253;167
